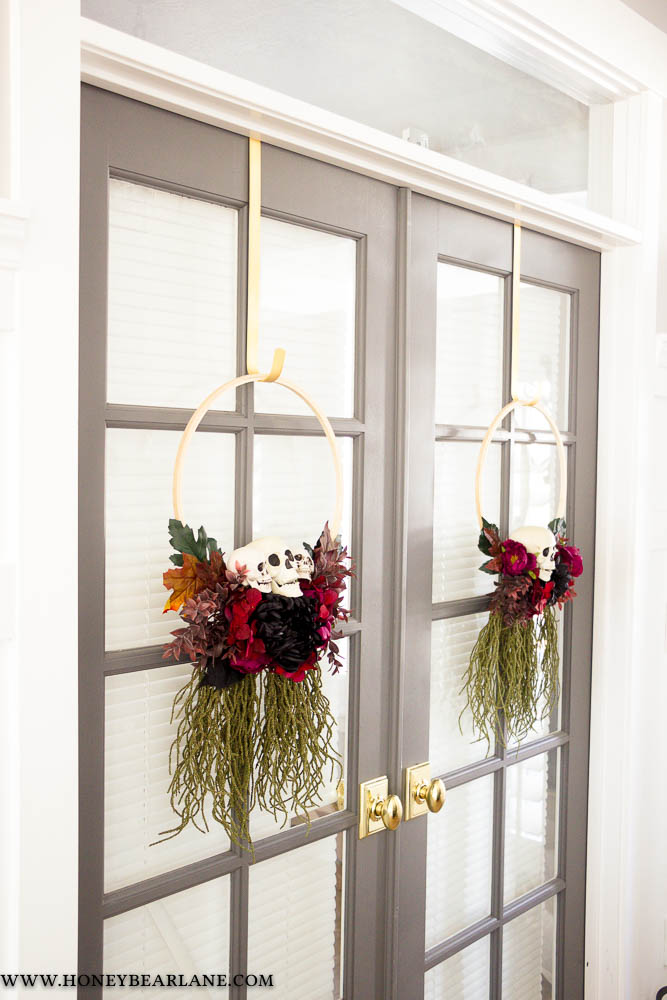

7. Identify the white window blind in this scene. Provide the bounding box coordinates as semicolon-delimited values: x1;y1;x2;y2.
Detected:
247;834;343;999
254;218;356;418
105;428;235;652
432;441;501;603
107;179;238;410
515;283;570;432
103;875;230;998
504;752;558;904
253;435;353;547
425;776;494;948
424;935;490;1000
435;263;505;428
430;614;489;775
105;663;230;893
502;897;556;999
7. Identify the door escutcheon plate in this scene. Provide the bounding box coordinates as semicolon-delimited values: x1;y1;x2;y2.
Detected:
404;761;446;821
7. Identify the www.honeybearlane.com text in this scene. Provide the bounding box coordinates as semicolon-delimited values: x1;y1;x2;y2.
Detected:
0;973;275;989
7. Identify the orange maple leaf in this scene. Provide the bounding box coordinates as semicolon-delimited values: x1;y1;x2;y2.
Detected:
163;554;205;612
163;550;226;612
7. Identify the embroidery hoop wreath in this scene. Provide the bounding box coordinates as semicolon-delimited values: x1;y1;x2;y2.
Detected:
467;398;569;748
162;373;346;852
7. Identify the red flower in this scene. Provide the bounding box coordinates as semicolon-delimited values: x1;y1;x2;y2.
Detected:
502;540;530;576
531;579;554;615
557;544;583;577
225;588;272;674
276;651;318;682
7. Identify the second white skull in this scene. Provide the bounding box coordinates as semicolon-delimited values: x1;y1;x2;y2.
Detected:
253;537;302;597
292;544;314;581
225;542;272;592
509;525;557;582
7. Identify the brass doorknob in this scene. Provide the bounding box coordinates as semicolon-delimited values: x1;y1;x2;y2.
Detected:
374;793;403;831
404;763;447;821
359;777;403;838
415;778;446;814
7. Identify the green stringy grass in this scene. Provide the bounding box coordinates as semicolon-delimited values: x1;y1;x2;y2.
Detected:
462;606;560;749
255;669;341;829
155;665;341;853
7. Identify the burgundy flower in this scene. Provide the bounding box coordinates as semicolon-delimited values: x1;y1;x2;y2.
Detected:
502;539;530;576
557;544;583;577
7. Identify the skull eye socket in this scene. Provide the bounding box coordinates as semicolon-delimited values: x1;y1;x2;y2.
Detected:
257;562;264;571
294;553;303;562
543;547;550;557
268;553;280;567
285;549;293;560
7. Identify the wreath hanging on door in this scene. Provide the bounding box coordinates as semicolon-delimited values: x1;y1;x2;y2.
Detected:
158;374;351;853
462;399;583;747
155;138;351;853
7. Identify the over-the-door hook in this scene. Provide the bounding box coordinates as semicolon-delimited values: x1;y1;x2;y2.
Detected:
246;137;285;383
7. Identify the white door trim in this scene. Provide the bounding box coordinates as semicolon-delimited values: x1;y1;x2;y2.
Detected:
71;10;662;999
391;0;646;103
80;17;641;253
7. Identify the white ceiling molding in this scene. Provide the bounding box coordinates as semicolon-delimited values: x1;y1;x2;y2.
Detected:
80;17;641;252
391;0;645;104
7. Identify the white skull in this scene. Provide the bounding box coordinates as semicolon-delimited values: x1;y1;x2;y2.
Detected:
225;542;272;592
253;537;302;597
292;544;314;581
509;525;557;582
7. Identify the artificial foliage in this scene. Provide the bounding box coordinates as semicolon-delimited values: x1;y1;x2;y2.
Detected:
462;516;583;748
157;521;351;852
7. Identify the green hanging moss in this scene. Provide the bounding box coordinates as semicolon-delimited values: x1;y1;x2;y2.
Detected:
155;670;260;851
461;606;560;749
255;669;341;829
155;666;341;853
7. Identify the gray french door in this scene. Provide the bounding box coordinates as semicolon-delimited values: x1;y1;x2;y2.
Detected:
395;196;598;999
79;84;399;999
79;85;599;1000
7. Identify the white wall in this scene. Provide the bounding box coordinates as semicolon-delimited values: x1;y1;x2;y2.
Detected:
0;0;80;989
0;1;665;996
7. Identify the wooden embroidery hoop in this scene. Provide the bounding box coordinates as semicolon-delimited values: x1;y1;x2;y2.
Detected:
172;374;343;538
474;398;567;530
172;138;343;540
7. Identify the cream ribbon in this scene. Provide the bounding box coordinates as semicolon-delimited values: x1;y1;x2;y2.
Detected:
474;223;567;529
172;138;343;538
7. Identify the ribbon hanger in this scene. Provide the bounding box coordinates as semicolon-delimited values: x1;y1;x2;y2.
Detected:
511;221;538;407
246;138;285;382
171;136;343;538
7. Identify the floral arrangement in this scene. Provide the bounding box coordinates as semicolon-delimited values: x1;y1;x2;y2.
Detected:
158;520;351;851
462;516;583;747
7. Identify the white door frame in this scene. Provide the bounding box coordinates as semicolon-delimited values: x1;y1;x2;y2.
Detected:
1;1;663;994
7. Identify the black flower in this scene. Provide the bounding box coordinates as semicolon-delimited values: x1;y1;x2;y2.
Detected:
249;594;324;675
201;655;245;690
548;560;571;604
